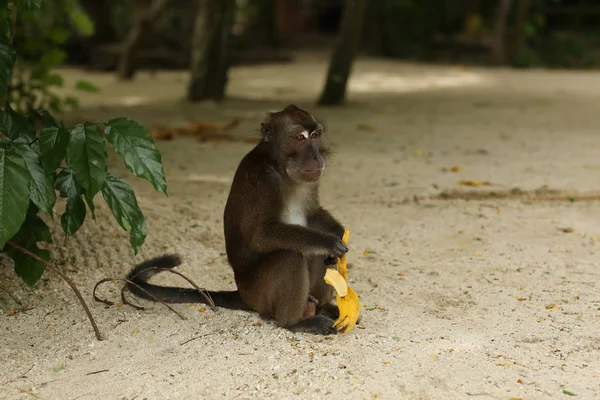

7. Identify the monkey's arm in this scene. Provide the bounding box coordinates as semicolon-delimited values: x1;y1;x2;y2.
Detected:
307;207;345;238
249;222;347;257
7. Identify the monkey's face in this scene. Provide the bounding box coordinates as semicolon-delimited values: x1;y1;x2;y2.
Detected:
261;105;330;184
283;123;327;183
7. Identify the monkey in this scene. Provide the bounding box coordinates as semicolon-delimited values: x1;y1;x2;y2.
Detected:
126;104;348;335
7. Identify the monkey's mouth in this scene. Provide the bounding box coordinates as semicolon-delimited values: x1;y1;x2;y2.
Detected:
300;168;323;180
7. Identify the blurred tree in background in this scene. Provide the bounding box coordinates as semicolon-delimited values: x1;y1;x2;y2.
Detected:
4;0;600;109
318;0;369;106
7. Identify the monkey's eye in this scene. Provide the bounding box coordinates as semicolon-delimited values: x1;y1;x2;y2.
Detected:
296;130;308;141
310;130;321;138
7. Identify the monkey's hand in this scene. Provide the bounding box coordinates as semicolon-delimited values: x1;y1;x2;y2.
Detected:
326;235;348;258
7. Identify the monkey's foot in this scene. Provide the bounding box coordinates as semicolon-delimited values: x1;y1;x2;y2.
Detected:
303;295;320;318
287;315;337;335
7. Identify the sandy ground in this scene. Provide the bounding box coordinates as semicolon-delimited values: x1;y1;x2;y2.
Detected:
1;51;600;399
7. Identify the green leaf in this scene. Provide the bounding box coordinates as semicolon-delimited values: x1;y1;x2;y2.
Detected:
64;96;79;110
0;105;36;144
9;244;50;286
104;118;167;194
54;169;86;236
5;213;52;286
66;123;107;217
101;174;147;254
39;49;66;68
49;27;70;44
13;144;56;217
39;125;69;173
0;14;10;44
44;73;64;87
0;148;31;249
562;390;577;396
61;196;86;236
54;168;83;199
75;80;100;93
70;8;95;36
0;44;16;97
36;109;58;127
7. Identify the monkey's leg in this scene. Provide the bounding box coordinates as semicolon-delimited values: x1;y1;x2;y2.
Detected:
238;251;336;335
307;255;340;320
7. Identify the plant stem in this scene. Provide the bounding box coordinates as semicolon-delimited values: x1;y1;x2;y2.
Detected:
7;241;104;341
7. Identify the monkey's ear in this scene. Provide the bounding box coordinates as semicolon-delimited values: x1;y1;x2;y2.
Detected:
260;122;272;142
284;104;299;112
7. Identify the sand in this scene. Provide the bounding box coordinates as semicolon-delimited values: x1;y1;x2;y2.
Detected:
1;51;599;399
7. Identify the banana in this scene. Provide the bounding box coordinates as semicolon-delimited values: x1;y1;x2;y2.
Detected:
324;228;361;334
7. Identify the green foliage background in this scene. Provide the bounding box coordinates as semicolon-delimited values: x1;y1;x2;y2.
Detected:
0;0;167;287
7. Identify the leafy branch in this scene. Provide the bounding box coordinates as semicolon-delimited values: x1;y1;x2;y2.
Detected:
1;0;168;340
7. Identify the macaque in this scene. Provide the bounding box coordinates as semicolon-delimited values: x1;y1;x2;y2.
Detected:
127;105;347;335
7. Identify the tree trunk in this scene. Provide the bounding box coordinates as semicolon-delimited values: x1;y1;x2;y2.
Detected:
317;0;369;106
508;0;532;64
490;0;514;65
187;0;236;102
82;0;116;44
117;0;171;81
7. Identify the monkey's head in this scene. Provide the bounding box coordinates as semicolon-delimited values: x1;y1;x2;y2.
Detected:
261;104;331;184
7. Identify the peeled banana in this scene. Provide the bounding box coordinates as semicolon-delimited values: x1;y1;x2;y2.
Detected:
324;228;361;334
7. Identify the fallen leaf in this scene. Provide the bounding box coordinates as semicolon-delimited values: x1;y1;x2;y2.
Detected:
545;303;560;310
150;118;241;142
441;166;461;173
382;361;390;365
458;180;492;187
562;389;576;396
362;249;371;257
357;123;374;132
516;297;527;301
198;307;206;312
573;295;580;301
558;227;574;233
132;328;140;334
429;354;438;360
496;361;515;366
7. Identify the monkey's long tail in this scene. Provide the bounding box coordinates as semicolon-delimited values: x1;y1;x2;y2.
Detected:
126;254;253;311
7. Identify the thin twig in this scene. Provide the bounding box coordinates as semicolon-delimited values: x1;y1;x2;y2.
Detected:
93;277;187;320
132;266;216;310
7;241;103;341
120;284;146;310
433;188;600;202
0;285;23;306
179;331;218;346
85;369;109;376
3;363;34;385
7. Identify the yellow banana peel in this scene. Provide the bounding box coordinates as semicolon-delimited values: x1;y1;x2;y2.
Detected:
324;228;361;334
